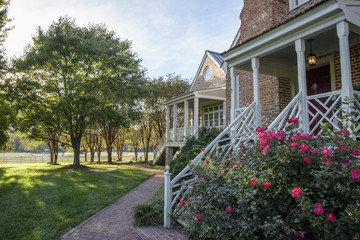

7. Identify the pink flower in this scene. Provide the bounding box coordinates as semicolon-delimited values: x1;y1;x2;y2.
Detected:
179;200;184;206
189;198;193;203
343;145;349;151
326;213;336;222
291;142;298;148
299;143;310;152
263;182;271;190
251;178;257;187
334;148;340;153
277;130;286;139
286;118;299;123
259;137;270;147
196;213;201;221
225;205;232;213
291;187;303;198
321;148;333;156
316;134;323;139
353;149;360;156
256;126;267;132
340;159;350;167
351;169;360;182
258;132;267;138
303;156;311;164
239;144;245;148
234;161;239;165
314;202;323;215
298;231;306;238
310;149;318;155
302;133;312;140
323;157;330;163
263;145;270;155
341;129;350;135
294;133;302;140
201;148;205;152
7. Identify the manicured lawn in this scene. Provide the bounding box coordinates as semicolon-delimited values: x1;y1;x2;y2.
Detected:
0;163;153;240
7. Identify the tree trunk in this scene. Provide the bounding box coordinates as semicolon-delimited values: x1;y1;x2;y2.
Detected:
52;140;58;164
47;142;54;163
107;145;112;163
71;136;81;166
84;149;88;162
90;150;95;163
134;147;138;161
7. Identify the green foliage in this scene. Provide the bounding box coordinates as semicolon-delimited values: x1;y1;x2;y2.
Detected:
133;200;163;226
177;127;360;240
8;17;146;165
0;163;153;239
170;128;221;178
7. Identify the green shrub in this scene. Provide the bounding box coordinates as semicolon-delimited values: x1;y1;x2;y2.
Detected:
176;123;360;239
170;127;221;178
133;199;163;226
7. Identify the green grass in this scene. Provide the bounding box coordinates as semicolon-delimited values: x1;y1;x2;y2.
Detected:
0;163;153;240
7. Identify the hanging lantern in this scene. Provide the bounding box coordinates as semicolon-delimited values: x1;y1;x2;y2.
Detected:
307;39;317;66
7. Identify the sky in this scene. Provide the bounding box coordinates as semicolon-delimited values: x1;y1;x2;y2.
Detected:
4;0;243;80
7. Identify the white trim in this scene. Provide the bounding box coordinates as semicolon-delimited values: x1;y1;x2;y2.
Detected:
165;87;226;105
230;27;241;48
289;0;310;11
223;0;345;67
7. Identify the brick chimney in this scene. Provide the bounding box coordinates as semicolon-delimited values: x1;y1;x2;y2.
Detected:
236;0;289;45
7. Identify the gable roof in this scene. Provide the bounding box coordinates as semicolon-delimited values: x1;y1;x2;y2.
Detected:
189;50;225;92
207;50;224;66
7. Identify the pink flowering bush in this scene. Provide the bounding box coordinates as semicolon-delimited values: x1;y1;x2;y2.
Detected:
176;123;360;240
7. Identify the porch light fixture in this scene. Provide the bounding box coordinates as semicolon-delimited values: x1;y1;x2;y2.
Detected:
307;39;317;66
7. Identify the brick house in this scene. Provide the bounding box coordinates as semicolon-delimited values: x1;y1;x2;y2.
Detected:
164;0;360;228
223;0;360;134
153;50;226;165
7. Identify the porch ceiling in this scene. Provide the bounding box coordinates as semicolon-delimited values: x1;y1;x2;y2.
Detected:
237;27;360;78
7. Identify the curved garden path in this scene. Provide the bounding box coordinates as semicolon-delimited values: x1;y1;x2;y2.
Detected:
61;167;184;240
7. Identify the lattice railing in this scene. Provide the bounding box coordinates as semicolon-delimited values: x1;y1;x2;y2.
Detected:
306;90;342;135
164;102;257;227
352;90;360;133
262;111;278;127
268;92;302;132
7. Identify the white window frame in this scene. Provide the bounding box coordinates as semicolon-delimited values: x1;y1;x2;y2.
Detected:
202;104;224;128
289;0;309;10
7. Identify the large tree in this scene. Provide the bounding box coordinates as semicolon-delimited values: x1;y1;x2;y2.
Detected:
0;0;13;151
11;17;146;166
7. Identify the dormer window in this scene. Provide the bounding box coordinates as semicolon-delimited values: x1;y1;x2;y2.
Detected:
289;0;309;10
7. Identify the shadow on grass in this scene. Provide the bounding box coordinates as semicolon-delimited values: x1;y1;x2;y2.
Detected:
0;164;153;240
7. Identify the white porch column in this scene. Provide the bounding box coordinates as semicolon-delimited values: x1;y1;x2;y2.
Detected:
194;97;199;139
252;57;261;127
230;67;236;122
337;21;353;101
184;100;189;139
295;39;310;133
235;74;240;109
166;106;170;141
173;104;177;141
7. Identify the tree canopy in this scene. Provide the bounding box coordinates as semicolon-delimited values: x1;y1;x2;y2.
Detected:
9;17;146;165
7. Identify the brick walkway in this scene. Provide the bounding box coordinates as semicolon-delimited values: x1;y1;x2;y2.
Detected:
61;167;185;240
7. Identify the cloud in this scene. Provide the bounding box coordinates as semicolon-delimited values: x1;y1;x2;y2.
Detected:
4;0;243;79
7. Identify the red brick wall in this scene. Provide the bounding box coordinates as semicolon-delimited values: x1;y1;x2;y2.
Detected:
334;42;360;90
237;0;288;45
225;69;292;124
236;0;329;46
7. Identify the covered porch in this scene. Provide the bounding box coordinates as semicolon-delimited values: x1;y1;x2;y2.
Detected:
223;0;360;134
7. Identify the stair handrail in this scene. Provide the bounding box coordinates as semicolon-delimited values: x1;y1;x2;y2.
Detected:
171;101;256;185
268;92;302;132
154;134;167;159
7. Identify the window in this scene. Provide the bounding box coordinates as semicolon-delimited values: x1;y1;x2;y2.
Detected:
202;104;224;128
204;66;212;81
289;0;309;10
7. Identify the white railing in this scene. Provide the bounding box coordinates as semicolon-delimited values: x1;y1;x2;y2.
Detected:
353;90;360;133
268;92;302;132
164;102;256;228
306;90;342;135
